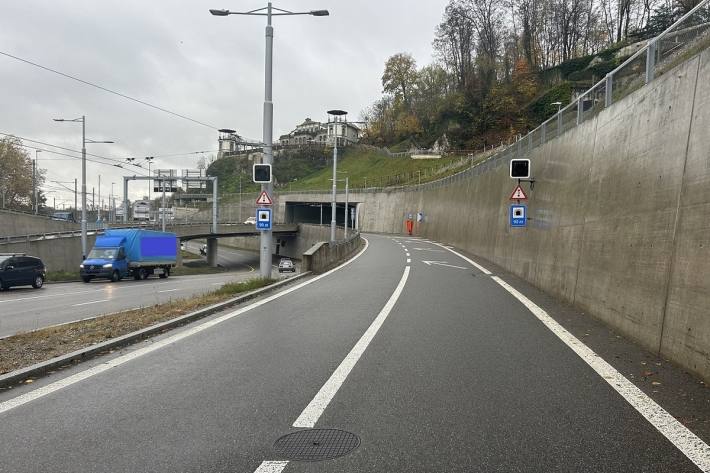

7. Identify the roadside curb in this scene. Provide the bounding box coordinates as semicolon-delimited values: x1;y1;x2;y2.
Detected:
0;272;312;389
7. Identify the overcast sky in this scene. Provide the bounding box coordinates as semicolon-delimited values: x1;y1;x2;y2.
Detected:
0;0;449;206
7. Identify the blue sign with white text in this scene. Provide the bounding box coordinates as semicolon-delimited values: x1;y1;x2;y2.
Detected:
510;204;527;227
256;208;272;231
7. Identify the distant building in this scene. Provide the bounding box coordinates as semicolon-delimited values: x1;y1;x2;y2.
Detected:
279;117;360;148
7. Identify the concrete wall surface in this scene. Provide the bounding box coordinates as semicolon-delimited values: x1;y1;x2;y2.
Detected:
303;231;362;273
0;234;96;273
268;49;710;381
0;210;78;238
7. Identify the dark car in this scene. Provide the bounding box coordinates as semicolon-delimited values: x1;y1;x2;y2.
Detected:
0;254;46;290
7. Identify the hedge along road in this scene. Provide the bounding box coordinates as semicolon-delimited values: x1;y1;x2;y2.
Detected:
0;245;273;338
0;234;708;472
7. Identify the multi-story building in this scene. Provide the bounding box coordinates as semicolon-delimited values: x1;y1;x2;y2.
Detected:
279;117;360;148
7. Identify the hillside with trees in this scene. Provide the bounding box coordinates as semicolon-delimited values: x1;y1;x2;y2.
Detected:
361;0;699;149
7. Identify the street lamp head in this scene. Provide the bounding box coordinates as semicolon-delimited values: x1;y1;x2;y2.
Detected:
327;109;348;116
53;118;65;122
209;9;230;16
310;10;329;16
551;101;562;106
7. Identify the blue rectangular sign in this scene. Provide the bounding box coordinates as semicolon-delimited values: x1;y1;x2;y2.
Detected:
256;208;272;231
510;204;527;227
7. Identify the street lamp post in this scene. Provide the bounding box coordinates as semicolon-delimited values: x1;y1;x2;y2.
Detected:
33;150;41;214
209;2;329;278
145;157;154;202
54;116;113;260
327;109;347;242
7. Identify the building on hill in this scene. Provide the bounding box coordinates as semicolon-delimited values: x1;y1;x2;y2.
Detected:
279;117;361;148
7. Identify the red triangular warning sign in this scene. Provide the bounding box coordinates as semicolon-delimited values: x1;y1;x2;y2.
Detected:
509;185;528;200
256;191;273;206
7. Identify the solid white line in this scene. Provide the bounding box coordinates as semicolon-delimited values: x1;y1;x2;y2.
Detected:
0;238;371;416
433;242;492;275
253;461;288;473
158;289;180;293
71;299;109;307
491;275;710;472
293;266;410;428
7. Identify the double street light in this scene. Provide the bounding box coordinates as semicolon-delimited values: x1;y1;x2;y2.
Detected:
209;2;329;279
53;116;114;260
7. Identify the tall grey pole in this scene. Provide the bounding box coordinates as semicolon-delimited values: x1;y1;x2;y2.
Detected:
81;115;87;260
259;2;274;279
212;177;218;234
239;173;242;222
162;182;166;232
74;179;77;217
32;156;37;214
344;176;349;238
123;177;129;224
330;130;338;242
98;174;101;221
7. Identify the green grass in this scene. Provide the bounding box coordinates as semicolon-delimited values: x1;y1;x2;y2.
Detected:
46;271;80;282
289;147;480;191
172;262;230;276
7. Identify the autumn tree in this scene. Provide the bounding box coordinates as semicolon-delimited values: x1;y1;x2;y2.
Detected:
0;136;43;210
381;53;418;107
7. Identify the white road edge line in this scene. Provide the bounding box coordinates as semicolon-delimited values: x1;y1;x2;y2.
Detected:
433;242;492;275
491;275;710;472
293;265;411;428
71;299;109;307
253;460;288;473
159;289;180;293
0;238;371;416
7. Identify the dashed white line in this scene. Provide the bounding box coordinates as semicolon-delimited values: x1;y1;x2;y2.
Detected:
253;461;289;473
407;258;411;263
71;299;109;307
491;275;710;471
293;266;410;428
158;289;180;293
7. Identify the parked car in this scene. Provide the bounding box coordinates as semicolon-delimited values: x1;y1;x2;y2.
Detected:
0;254;46;290
244;216;257;225
278;258;295;273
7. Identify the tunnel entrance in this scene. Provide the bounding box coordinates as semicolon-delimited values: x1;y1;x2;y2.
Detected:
285;201;357;229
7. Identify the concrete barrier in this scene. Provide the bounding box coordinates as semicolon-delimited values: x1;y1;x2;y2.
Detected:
302;232;362;273
0;210;78;238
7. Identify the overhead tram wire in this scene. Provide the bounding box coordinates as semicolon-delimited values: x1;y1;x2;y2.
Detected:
0;50;220;131
15;143;149;175
0;132;145;172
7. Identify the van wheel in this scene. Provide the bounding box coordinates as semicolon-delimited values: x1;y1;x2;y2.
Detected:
138;269;148;280
159;268;169;279
82;276;92;283
110;271;119;283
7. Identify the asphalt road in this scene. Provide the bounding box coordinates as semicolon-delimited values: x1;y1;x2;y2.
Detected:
0;234;706;472
0;244;296;338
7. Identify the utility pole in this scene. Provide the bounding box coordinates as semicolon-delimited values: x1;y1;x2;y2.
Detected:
74;179;78;217
344;176;349;238
33;150;41;214
98;174;101;221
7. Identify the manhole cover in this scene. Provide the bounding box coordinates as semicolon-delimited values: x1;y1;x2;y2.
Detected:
274;429;360;462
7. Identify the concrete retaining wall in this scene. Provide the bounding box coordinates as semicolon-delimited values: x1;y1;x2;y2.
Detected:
0;234;96;273
303;232;362;273
0;210;78;238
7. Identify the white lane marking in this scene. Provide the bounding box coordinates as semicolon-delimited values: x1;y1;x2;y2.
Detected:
422;260;469;270
407;258;411;263
406;253;410;257
412;247;445;252
491;275;710;472
253;461;288;473
71;299;109;307
0;238;370;416
293;266;410;428
158;289;180;293
433;242;492;275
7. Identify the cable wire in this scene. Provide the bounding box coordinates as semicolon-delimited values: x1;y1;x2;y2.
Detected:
0;50;220;130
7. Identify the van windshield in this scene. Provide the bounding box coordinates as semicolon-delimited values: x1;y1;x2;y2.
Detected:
88;248;118;260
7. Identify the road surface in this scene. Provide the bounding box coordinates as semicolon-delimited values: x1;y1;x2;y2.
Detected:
0;244;296;338
0;234;707;472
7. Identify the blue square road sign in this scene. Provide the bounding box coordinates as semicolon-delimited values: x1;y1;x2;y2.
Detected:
256;208;272;231
510;204;527;227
